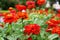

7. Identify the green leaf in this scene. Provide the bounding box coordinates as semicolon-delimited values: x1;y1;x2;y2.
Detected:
7;35;17;40
0;37;4;40
48;34;58;40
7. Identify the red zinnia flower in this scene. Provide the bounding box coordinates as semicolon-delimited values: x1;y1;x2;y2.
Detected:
26;1;35;9
37;0;46;6
24;24;40;35
46;19;59;27
51;26;60;35
4;14;17;24
46;19;60;35
15;4;26;11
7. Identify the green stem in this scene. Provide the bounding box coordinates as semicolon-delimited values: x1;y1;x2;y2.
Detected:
22;18;24;27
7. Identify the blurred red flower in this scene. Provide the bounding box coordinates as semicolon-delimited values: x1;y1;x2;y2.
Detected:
37;0;46;6
10;10;16;13
4;14;17;24
24;24;40;35
57;20;60;24
39;10;44;14
46;19;60;36
15;4;26;11
56;13;60;17
51;26;60;35
17;11;28;19
9;10;16;16
46;19;59;27
26;1;35;9
2;13;8;16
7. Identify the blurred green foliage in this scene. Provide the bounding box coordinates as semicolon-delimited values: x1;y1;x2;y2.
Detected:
0;0;37;10
0;0;18;10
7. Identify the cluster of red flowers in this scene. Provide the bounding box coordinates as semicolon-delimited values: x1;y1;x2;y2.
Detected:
3;6;28;24
15;0;46;10
46;19;60;35
24;24;40;35
3;11;28;24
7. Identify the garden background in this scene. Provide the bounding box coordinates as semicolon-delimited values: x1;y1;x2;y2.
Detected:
0;0;60;40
